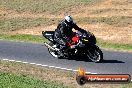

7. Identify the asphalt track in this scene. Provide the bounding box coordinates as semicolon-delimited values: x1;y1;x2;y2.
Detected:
0;40;132;76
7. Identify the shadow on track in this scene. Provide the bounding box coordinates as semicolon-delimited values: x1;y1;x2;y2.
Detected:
101;60;125;63
59;56;125;63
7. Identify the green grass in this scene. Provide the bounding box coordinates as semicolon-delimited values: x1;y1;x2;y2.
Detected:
0;72;69;88
0;60;74;88
0;17;59;31
76;16;132;27
0;34;46;42
0;0;96;14
0;60;132;88
0;16;131;32
0;33;132;50
97;38;132;50
121;83;132;88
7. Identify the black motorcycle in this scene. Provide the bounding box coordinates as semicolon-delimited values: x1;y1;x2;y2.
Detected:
42;29;103;63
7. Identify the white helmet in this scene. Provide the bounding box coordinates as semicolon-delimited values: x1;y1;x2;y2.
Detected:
64;15;73;23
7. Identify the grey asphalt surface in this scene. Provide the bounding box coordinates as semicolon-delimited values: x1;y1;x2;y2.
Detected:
0;40;132;76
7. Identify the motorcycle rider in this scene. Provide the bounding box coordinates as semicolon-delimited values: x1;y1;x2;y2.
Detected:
54;15;81;52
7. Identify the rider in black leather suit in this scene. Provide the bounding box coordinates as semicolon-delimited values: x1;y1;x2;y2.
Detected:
54;15;80;50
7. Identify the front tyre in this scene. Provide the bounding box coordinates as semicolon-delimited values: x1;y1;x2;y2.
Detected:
87;45;103;63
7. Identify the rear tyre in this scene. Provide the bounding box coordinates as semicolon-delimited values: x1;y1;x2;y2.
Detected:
48;42;58;58
48;42;68;59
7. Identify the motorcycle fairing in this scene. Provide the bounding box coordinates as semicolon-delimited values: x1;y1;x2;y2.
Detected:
42;31;54;42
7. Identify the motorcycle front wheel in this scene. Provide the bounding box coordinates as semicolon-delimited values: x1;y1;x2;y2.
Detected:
87;45;103;63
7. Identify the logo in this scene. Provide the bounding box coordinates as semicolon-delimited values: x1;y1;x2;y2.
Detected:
76;66;131;85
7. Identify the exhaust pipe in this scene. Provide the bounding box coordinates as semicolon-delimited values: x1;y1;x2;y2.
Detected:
44;42;56;51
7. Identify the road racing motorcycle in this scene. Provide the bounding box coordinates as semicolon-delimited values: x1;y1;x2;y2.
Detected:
42;29;103;63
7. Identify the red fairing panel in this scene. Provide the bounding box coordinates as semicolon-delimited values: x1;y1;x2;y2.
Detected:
72;35;79;42
67;33;79;47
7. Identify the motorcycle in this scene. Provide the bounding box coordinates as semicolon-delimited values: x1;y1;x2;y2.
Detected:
42;28;103;63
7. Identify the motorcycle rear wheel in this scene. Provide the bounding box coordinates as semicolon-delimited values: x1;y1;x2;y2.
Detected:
48;42;68;59
48;42;59;58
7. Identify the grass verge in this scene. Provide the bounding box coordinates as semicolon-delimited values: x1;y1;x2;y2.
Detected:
0;33;132;50
0;34;45;43
0;16;131;32
97;38;132;50
0;60;132;88
0;17;59;31
0;60;75;88
76;16;132;27
0;72;69;88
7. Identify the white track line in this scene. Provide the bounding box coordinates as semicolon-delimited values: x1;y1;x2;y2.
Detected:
30;63;36;65
9;60;15;62
22;62;28;64
3;59;8;61
16;61;22;63
41;64;48;67
2;59;131;81
2;59;97;74
36;64;42;66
